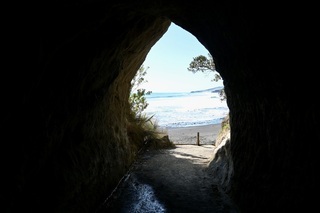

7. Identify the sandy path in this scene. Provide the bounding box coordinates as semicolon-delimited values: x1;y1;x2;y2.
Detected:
100;143;237;213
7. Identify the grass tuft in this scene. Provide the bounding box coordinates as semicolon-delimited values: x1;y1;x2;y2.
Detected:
127;112;175;151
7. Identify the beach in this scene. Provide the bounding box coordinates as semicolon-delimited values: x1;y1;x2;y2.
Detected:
160;123;222;145
144;91;228;145
145;91;229;128
103;121;236;212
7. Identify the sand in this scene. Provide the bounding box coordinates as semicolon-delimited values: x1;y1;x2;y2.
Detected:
101;123;237;213
160;123;222;145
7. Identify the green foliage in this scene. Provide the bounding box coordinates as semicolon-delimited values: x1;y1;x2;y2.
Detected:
188;54;216;73
215;114;230;145
188;54;230;138
127;64;174;150
188;53;226;101
129;89;151;118
130;64;149;92
129;65;152;117
219;89;226;101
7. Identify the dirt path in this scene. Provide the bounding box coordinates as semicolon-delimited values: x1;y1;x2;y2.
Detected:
99;145;237;213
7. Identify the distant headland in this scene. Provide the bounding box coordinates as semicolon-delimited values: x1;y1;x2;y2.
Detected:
190;86;223;93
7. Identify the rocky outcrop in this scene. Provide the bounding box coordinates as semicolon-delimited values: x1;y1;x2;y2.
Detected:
1;1;318;212
208;116;232;192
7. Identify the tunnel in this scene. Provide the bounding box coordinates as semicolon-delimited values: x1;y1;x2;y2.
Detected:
1;0;318;212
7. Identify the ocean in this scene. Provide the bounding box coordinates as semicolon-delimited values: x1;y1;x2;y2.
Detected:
144;90;229;128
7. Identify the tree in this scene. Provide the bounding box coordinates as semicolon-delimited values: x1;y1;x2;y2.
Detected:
128;65;174;149
188;53;226;101
129;64;152;118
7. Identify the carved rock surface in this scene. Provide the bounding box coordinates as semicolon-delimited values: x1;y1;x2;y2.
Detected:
1;1;318;212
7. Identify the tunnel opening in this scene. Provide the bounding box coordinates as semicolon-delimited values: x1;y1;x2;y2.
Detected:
137;22;229;143
2;1;317;213
99;21;234;212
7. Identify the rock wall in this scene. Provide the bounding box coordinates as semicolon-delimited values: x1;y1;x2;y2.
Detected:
1;1;318;212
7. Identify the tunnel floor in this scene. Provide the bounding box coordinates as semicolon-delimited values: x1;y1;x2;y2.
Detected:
98;145;238;213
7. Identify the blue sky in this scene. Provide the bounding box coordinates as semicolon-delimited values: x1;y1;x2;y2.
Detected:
141;23;223;93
